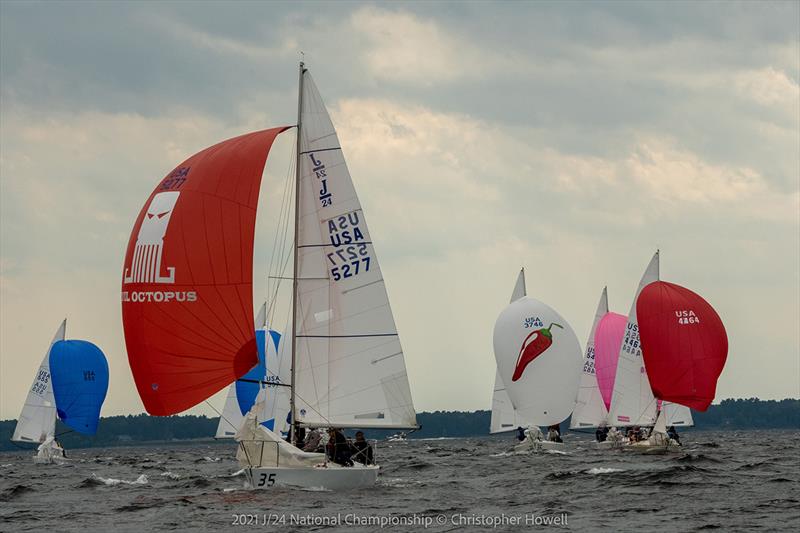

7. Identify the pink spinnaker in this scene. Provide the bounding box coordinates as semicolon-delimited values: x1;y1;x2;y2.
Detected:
593;312;627;410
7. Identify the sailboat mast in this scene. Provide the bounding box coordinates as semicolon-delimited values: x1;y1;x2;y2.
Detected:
289;61;305;446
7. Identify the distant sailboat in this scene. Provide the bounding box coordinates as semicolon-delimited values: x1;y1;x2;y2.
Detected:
492;269;583;451
607;252;695;444
13;319;109;463
215;303;290;439
570;287;612;430
490;269;532;435
121;62;417;490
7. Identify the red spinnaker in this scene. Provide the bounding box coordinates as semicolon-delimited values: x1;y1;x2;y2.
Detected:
121;128;289;415
637;281;728;411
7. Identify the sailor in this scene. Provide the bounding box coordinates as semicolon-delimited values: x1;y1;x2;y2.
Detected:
303;428;322;452
667;426;681;444
326;428;353;466
546;424;563;443
516;426;526;442
595;425;609;443
350;431;374;465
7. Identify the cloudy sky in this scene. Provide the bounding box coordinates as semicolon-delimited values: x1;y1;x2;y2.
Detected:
1;1;798;420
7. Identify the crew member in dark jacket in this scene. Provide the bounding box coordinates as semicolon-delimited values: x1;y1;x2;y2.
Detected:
350;431;374;465
326;428;352;466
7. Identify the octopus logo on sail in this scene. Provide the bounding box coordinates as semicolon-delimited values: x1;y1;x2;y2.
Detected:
122;191;197;304
123;191;180;284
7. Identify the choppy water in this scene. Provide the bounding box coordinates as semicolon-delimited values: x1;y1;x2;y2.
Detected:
1;430;799;532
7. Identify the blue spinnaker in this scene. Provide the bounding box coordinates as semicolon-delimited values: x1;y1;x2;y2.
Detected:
49;340;109;435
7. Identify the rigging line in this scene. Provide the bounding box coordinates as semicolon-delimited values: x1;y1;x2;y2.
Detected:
268;147;296;323
204;399;237;435
296;334;398;338
55;429;74;438
265;135;296;312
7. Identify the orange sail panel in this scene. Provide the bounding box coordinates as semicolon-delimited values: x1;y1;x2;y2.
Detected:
121;128;290;415
636;281;728;411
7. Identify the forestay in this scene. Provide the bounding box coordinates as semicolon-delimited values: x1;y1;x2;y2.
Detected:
292;71;416;429
570;287;611;429
12;320;66;443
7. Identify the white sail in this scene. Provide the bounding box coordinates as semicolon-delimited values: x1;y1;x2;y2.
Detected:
12;320;66;443
570;287;611;429
490;269;531;433
493;295;583;427
217;303;290;438
291;70;416;429
663;401;694;427
215;384;243;439
608;252;660;426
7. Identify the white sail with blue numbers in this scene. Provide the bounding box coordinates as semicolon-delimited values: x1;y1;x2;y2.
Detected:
12;319;65;443
291;71;417;429
570;287;611;429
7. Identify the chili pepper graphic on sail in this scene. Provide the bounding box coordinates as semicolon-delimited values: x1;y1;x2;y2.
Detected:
512;323;563;382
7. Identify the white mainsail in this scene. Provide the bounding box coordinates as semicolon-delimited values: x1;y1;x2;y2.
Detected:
570;287;611;429
608;252;660;426
12;320;66;443
490;269;531;433
291;70;416;429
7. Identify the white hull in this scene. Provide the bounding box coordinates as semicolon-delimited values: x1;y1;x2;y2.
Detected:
245;464;379;490
32;455;69;465
514;440;564;453
594;439;628;450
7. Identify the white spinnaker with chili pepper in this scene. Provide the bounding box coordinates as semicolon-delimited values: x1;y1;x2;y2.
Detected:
288;71;417;430
493;296;582;427
490;269;533;433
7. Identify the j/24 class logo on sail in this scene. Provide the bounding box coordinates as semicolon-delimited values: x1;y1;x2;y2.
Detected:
309;154;333;207
676;310;700;325
326;211;371;282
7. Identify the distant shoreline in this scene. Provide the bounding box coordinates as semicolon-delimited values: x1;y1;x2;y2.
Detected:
1;398;797;452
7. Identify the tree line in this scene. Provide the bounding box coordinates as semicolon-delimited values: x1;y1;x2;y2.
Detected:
0;398;796;452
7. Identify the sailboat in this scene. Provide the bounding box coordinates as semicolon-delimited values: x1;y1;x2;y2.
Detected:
570;287;612;432
215;303;290;439
121;62;417;490
607;251;697;452
490;269;532;435
492;269;583;452
13;319;109;463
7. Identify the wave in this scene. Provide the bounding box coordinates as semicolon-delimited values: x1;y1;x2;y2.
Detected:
0;485;33;502
160;471;180;480
586;467;625;475
91;473;149;486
